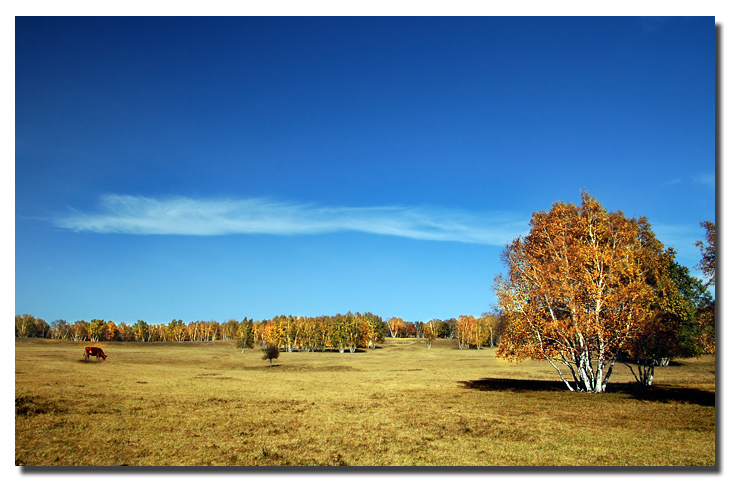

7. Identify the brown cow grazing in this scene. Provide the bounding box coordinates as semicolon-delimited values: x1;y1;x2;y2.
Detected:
84;347;107;361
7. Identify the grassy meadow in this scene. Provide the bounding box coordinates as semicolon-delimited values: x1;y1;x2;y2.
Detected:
15;337;715;466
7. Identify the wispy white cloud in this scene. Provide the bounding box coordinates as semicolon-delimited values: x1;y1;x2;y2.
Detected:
54;195;528;246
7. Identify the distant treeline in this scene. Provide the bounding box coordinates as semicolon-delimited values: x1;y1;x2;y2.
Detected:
15;312;504;351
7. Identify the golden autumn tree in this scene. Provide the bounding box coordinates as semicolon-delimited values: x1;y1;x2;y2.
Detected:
386;317;404;338
494;192;671;393
261;318;285;349
105;321;119;341
479;312;502;348
88;319;107;342
296;316;317;352
362;312;386;349
424;319;439;348
455;315;475;349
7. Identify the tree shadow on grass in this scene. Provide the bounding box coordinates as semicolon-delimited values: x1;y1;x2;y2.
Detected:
459;378;715;407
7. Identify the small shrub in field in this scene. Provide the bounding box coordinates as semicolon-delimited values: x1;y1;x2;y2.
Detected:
262;345;280;366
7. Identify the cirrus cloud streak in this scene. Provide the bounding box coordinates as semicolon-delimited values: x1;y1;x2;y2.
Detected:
54;195;528;246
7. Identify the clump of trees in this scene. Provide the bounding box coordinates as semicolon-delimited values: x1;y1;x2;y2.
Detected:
494;192;715;393
18;312;393;354
385;317;418;338
17;308;500;349
258;312;387;353
454;313;504;350
15;314;50;338
18;317;258;343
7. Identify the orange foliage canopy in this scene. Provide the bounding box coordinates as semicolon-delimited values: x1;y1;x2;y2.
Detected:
494;192;671;393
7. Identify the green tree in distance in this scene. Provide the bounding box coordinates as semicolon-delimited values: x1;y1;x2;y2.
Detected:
237;318;255;352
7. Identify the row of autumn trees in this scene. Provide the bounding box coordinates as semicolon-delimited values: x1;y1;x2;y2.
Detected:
15;311;508;351
250;314;503;351
494;192;715;393
14;317;250;343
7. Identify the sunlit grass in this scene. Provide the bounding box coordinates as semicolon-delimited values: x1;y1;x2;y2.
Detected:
15;337;715;466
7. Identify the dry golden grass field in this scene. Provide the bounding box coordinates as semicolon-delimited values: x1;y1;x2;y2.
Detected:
15;337;715;466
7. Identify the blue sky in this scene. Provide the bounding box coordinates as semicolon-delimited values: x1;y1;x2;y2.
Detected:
15;16;716;325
